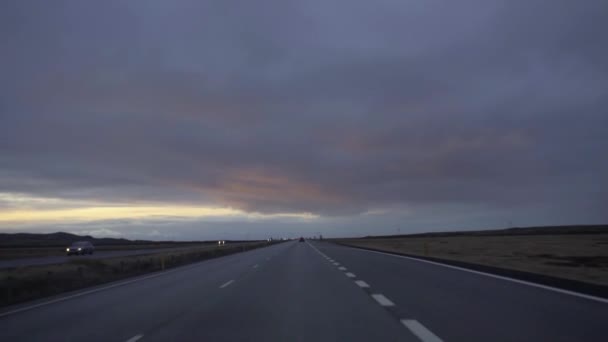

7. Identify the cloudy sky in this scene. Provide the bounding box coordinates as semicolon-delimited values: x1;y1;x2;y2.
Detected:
1;0;606;240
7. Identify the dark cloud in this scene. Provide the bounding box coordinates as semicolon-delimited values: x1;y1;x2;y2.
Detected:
1;0;607;237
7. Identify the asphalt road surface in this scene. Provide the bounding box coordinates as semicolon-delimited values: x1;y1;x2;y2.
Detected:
0;245;217;269
1;241;607;341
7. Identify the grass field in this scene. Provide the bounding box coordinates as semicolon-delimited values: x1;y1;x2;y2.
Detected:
0;241;277;307
336;234;608;286
0;243;211;260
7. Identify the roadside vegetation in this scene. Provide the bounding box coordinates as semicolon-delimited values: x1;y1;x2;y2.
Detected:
0;241;278;308
0;243;212;260
336;228;608;287
0;231;258;260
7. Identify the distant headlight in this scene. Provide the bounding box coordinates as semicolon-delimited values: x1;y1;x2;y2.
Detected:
66;248;70;251
78;248;82;251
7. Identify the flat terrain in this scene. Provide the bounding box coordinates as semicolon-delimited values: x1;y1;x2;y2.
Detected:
0;241;272;307
336;234;608;286
1;241;606;341
0;244;216;268
0;243;208;261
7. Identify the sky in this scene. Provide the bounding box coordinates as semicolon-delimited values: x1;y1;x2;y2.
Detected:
1;0;607;240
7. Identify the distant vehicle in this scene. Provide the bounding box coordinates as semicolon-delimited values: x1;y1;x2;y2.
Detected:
66;241;95;255
299;237;305;242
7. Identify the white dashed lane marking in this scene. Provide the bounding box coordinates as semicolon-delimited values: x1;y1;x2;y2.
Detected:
371;294;395;307
307;241;444;342
125;334;144;342
355;280;370;288
401;320;444;342
219;280;234;288
355;247;608;304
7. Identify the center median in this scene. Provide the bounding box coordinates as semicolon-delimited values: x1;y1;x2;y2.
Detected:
0;241;280;308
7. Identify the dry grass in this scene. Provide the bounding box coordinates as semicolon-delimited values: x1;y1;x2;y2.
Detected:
337;234;608;286
0;242;276;307
0;243;211;260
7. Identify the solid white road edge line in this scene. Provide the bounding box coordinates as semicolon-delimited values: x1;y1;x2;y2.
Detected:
401;320;443;342
125;334;144;342
348;247;608;304
355;280;370;288
371;294;395;306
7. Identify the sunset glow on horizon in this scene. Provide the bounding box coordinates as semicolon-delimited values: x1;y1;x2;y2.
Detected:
1;0;605;240
0;193;318;227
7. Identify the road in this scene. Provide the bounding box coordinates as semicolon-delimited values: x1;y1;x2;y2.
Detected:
0;245;219;269
1;241;607;341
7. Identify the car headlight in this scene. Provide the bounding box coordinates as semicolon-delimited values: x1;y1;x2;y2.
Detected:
66;248;70;252
78;248;82;251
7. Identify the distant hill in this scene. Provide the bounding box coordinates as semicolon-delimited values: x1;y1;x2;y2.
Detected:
0;232;158;248
360;224;608;239
0;232;258;248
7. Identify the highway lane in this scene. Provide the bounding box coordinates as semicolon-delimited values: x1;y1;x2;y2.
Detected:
311;241;608;342
1;240;606;341
0;245;222;269
0;241;419;342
